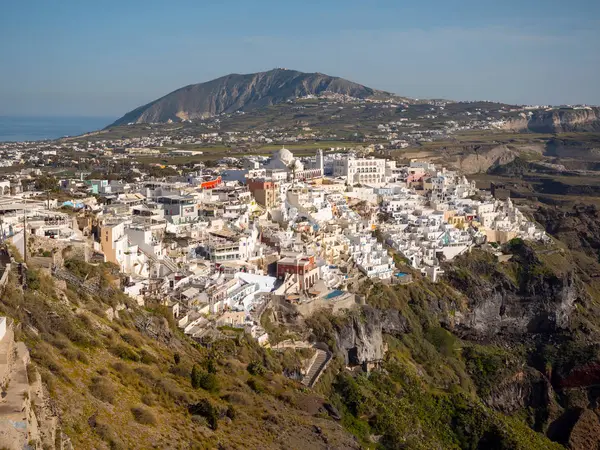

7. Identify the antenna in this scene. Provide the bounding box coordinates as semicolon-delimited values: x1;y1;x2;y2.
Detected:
23;198;27;264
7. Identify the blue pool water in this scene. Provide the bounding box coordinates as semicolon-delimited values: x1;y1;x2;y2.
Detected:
325;290;345;300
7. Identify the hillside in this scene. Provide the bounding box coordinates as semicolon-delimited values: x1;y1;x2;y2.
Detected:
0;256;360;449
1;239;595;449
110;69;399;126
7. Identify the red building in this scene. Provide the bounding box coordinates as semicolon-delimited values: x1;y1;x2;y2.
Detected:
200;176;222;189
276;255;318;290
248;180;279;208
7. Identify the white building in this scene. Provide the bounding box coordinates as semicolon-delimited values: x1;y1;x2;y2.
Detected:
347;233;394;280
333;156;387;185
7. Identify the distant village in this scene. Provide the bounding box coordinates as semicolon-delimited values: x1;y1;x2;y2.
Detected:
0;96;585;158
0;143;547;351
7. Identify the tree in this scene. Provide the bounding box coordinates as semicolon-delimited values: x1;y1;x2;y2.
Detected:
191;364;201;389
205;357;217;374
34;175;59;192
191;364;219;392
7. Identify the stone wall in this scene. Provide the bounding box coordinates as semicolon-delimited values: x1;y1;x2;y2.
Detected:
0;321;70;449
296;293;358;317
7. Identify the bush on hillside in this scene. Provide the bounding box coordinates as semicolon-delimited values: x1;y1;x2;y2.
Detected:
425;326;459;358
247;360;266;376
188;399;219;430
191;364;219;392
131;406;157;426
89;376;116;404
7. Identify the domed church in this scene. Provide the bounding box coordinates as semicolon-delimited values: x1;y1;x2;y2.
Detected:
267;147;323;181
268;147;305;172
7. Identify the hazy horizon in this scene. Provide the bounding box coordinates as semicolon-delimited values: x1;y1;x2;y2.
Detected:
1;0;599;117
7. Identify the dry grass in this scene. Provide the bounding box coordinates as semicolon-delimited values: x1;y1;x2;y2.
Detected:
131;406;157;426
89;376;116;404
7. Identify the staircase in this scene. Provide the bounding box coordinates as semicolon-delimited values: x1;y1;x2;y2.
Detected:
161;256;179;273
52;268;107;297
141;249;179;275
301;349;331;388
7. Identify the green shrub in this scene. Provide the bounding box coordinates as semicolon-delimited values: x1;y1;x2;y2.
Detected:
64;259;96;279
425;327;459;357
191;364;219;392
188;399;219;430
26;270;41;290
247;377;264;393
247;360;266;376
190;364;201;388
462;346;507;397
198;372;219;392
204;357;217;374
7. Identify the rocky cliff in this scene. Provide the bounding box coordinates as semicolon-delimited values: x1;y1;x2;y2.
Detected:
110;69;397;126
455;144;519;174
499;108;600;133
444;246;579;339
329;306;409;367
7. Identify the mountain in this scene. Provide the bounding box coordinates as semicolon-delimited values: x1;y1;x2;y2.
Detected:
109;69;400;126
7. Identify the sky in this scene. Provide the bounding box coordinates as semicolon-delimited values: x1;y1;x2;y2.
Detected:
1;0;599;117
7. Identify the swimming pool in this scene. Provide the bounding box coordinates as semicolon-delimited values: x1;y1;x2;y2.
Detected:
325;290;345;300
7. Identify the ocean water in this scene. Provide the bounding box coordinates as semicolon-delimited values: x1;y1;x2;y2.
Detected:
0;116;115;143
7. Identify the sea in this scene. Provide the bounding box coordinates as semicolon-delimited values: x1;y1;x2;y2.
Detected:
0;116;115;143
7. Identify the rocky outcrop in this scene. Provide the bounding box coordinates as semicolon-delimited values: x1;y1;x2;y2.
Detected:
458;271;577;337
557;362;600;390
485;367;564;435
456;144;518;174
444;248;579;339
333;306;409;367
535;205;600;258
499;108;600;133
565;409;600;450
110;69;399;126
135;315;175;346
545;407;600;449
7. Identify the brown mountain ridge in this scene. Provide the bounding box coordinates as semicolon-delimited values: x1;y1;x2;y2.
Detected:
109;68;401;126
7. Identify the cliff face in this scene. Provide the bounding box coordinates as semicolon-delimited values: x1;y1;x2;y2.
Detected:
500;108;600;133
485;368;557;420
332;306;409;366
110;69;395;126
456;271;577;337
456;144;518;174
444;248;579;339
325;236;600;448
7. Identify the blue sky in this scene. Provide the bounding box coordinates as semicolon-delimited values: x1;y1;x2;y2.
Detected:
1;0;599;116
